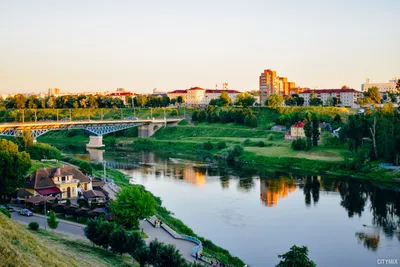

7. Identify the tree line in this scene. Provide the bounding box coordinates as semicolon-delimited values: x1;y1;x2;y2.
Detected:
192;107;258;128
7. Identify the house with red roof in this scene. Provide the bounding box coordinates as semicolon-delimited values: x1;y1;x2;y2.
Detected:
167;87;241;106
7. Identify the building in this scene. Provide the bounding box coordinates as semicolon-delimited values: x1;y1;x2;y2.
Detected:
259;69;296;105
48;88;61;97
285;121;306;140
299;88;361;108
106;89;135;106
166;87;241;106
361;78;398;93
24;166;93;199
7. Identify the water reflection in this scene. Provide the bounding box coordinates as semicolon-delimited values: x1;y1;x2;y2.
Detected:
77;148;400;257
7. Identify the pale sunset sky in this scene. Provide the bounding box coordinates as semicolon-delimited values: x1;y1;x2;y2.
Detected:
0;0;399;94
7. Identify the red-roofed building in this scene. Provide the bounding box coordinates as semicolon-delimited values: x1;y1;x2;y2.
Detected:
167;87;241;106
299;88;361;108
285;121;306;140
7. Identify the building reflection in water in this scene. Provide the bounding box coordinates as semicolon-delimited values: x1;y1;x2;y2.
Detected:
260;177;296;207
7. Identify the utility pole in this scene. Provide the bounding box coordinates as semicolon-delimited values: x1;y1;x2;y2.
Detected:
132;97;135;118
88;109;91;121
44;196;48;230
34;109;37;122
103;160;106;181
56;109;59;122
22;109;24;123
184;105;186;118
69;109;72;122
150;107;152;118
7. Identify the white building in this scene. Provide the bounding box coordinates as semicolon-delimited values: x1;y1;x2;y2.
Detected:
299;88;361;108
361;78;398;93
167;87;241;106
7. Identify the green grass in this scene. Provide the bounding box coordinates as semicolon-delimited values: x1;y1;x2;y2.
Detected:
27;159;62;174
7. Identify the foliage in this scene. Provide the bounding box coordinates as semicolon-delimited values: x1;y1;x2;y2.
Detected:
235;92;256;107
110;186;156;229
218;91;232;106
267;133;274;141
28;222;39;231
203;141;214;151
320;132;341;147
265;94;284;108
227;145;244;161
148;239;187;267
241;138;252;146
284;95;297;106
310;97;323;106
47;211;59;231
26;142;62;160
109;228;130;254
0;139;31;197
291;138;307;151
0;208;11;218
256;141;265;147
363;86;381;104
84;218;117;249
216;141;227;149
303;113;312;150
276;245;316;267
311;113;320;147
79;161;93;176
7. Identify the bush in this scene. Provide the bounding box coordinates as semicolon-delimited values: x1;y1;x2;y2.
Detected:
0;208;11;218
66;129;81;137
170;109;178;116
26;143;62;160
28;222;39;231
203;141;214;151
216;141;227;150
241;139;252;146
320;131;341;147
291;138;306;151
266;134;273;141
256;141;265;147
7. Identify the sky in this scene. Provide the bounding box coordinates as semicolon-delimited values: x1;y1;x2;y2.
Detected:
0;0;399;94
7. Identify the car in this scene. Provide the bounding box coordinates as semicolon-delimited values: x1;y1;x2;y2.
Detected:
18;209;33;216
0;205;14;212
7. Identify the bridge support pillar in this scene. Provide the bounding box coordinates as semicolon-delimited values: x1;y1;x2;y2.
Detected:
86;136;105;149
138;123;162;138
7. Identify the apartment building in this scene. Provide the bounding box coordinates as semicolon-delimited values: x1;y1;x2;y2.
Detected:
259;69;296;105
299;88;361;108
361;78;398;93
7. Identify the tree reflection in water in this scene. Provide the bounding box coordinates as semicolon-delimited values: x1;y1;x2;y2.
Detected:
355;232;380;252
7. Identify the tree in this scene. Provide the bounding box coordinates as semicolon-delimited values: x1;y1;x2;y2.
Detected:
16;129;34;150
218;91;232;106
148;239;186;267
364;87;381;104
310;98;323;106
396;79;400;94
276;245;316;267
47;211;59;231
14;94;27;109
304;113;312;150
26;143;62;160
341;85;350;89
79;161;93;176
176;96;184;105
265;94;283;108
235;92;256;107
133;246;151;267
311;113;320;147
110;228;130;254
296;97;305;106
284;96;297;106
388;91;398;103
110;186;156;229
0;139;31;197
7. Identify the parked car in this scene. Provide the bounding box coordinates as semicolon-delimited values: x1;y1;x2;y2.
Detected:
18;209;33;216
0;205;14;212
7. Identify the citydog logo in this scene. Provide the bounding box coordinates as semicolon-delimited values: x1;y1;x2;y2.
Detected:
377;259;399;265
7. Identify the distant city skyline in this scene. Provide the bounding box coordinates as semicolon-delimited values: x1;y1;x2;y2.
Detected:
0;0;399;94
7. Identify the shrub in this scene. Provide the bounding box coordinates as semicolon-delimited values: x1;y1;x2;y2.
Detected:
320;131;341;147
256;141;265;147
0;208;11;218
66;129;80;137
170;109;178;116
216;141;227;150
241;139;252;146
266;134;273;141
26;143;61;160
28;222;39;231
291;138;306;151
203;141;214;151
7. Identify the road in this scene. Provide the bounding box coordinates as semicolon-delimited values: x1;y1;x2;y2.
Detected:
11;212;85;238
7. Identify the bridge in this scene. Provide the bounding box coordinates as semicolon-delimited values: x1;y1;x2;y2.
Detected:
0;118;181;148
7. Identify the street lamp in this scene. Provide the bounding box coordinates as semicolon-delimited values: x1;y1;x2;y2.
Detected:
103;160;107;181
43;195;50;230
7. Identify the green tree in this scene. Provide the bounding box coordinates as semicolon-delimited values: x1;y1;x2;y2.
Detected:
364;86;381;104
396;79;400;94
110;186;156;229
79;161;93;176
47;211;59;231
296;97;305;106
284;96;297;106
16;129;34;150
311;113;320;146
304;113;312;150
388;91;398;103
133;246;151;267
276;245;316;267
110;228;130;254
218;91;232;106
14;94;27;109
148;239;186;267
0;139;31;197
265;94;284;108
0;208;11;218
26;143;61;160
235;92;256;107
176;96;184;105
310;98;323;106
341;85;350;89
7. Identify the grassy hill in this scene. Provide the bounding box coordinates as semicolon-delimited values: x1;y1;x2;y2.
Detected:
0;213;137;267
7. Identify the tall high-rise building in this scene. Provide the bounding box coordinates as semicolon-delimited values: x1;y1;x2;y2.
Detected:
259;69;296;105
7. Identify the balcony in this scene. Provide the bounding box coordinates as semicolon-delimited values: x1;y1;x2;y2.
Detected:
54;179;79;185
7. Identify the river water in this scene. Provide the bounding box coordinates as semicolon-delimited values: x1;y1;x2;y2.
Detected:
70;147;400;267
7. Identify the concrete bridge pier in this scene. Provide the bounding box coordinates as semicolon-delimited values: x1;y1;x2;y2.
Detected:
138;123;163;138
86;136;105;148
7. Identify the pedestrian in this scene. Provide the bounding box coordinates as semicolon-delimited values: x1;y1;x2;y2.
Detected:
160;221;163;227
195;252;198;260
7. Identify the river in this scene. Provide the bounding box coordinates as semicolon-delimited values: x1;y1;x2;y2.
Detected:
70;147;400;267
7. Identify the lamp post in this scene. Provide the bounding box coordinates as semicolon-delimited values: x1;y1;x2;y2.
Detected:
69;109;72;122
22;109;25;123
103;160;106;181
44;195;49;230
34;109;37;123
